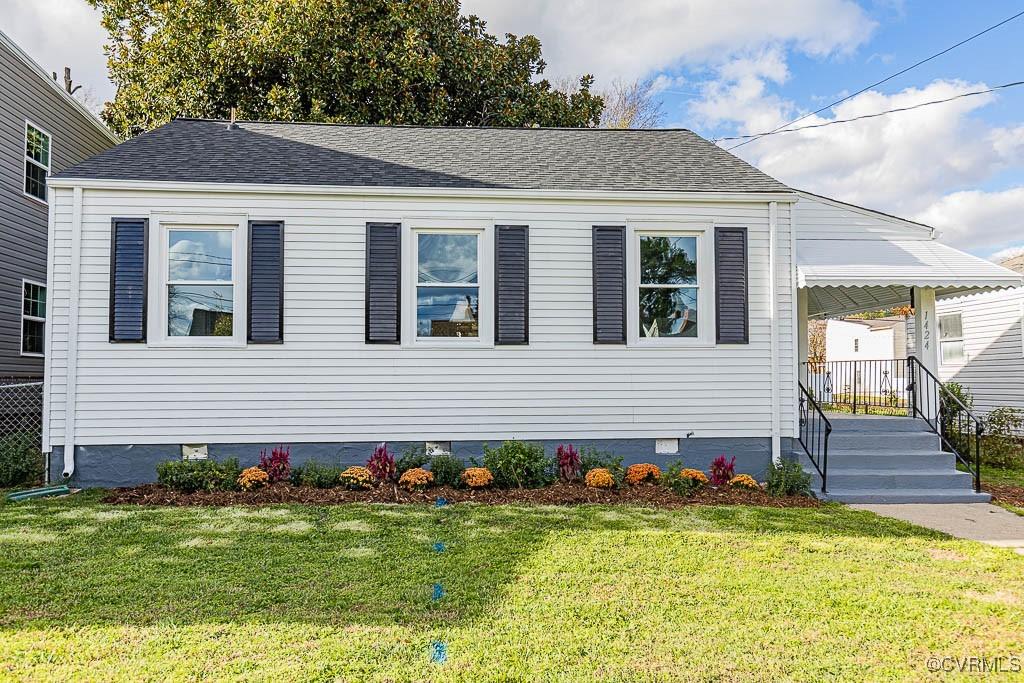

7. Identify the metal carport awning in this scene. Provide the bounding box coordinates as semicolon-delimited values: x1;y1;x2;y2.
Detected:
797;239;1024;318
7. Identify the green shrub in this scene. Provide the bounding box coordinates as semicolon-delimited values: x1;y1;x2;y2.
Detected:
396;444;431;476
982;407;1024;469
662;460;708;496
429;454;464;488
0;431;44;488
482;440;553;488
156;458;241;493
292;461;344;488
764;459;812;497
579;447;625;486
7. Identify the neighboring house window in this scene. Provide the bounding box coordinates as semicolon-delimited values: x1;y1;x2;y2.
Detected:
24;122;51;202
414;230;481;339
938;312;965;364
21;280;46;356
637;233;700;340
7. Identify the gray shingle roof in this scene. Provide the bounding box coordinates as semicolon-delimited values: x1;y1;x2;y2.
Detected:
53;118;789;193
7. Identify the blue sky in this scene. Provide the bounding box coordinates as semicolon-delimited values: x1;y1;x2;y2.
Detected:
6;0;1024;259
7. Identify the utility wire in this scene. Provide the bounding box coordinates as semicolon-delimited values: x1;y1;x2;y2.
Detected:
726;8;1024;150
714;81;1024;141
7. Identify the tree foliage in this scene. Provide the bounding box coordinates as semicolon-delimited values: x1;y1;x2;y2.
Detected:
599;78;665;129
88;0;604;138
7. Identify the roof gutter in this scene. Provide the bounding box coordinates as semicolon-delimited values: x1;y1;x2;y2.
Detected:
46;177;798;204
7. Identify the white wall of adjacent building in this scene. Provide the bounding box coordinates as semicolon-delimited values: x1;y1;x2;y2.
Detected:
43;185;797;448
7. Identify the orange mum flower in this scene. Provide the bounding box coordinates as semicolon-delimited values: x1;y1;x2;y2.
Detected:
625;463;662;485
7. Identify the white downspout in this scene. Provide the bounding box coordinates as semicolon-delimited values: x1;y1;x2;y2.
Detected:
769;201;781;464
62;186;83;479
791;201;801;439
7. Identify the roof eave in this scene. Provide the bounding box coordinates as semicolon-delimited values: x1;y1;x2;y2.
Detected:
46;176;799;203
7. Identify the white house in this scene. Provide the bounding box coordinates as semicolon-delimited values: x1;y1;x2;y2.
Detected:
825;317;907;363
42;120;1023;500
936;255;1024;416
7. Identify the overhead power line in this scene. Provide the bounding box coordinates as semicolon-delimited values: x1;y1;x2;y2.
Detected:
726;8;1024;150
713;81;1024;142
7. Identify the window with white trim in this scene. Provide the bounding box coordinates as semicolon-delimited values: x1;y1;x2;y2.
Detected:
413;230;482;340
938;312;965;364
149;218;247;346
24;122;51;202
634;231;707;342
21;280;46;356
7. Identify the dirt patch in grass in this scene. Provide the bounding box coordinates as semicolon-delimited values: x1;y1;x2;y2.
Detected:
984;483;1024;508
102;481;820;509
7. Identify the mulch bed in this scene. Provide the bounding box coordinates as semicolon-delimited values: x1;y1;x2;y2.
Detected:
102;482;820;509
985;483;1024;509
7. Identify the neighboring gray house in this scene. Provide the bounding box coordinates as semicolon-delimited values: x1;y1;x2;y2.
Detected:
0;29;117;378
936;254;1024;416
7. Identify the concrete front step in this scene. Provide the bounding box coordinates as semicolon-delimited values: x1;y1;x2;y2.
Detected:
826;416;926;432
825;450;954;470
820;489;991;504
828;431;939;451
824;469;975;490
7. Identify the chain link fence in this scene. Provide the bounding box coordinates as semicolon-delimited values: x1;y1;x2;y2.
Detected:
0;377;44;486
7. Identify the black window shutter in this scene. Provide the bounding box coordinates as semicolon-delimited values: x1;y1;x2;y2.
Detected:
495;225;529;345
108;218;148;343
592;226;626;344
365;222;401;344
715;227;749;344
248;221;284;343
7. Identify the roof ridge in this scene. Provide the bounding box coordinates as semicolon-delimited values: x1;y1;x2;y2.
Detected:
171;117;699;133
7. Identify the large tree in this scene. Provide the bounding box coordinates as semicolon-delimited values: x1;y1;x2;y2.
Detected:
88;0;604;138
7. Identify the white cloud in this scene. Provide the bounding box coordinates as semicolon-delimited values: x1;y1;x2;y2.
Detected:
988;245;1024;264
3;0;112;102
695;70;1024;254
914;188;1024;252
461;0;875;83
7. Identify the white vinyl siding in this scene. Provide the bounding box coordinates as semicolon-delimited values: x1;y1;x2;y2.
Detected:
936;287;1024;414
45;187;795;446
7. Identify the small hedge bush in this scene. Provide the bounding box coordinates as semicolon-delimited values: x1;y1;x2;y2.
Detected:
396;444;431;475
982;407;1024;468
764;459;811;497
580;447;625;486
429;454;463;488
292;462;344;488
156;458;241;493
483;440;552;488
663;462;707;496
0;431;44;488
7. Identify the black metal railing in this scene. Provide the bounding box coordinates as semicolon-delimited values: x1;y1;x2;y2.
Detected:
798;381;832;493
906;355;983;492
802;359;910;416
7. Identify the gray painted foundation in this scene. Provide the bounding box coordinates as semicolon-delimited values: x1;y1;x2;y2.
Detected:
50;437;785;488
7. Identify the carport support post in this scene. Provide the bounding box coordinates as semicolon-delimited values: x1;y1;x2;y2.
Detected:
913;287;940;422
797;288;809;384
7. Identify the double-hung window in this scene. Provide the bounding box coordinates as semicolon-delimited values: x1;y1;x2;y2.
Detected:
938;312;965;364
636;231;707;340
24;122;51;203
413;229;483;341
21;280;46;356
149;216;247;346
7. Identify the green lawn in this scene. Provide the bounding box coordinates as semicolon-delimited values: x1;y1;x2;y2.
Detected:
982;462;1024;488
1;492;1023;682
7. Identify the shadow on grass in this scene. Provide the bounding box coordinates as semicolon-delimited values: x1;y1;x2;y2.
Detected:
0;493;943;631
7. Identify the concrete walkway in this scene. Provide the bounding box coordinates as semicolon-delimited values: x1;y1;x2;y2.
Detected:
852;503;1024;555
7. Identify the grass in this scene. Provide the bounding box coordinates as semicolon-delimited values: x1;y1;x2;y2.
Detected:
1;492;1022;682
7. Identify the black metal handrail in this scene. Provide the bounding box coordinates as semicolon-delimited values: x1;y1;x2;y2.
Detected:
798;381;832;493
906;355;983;492
801;359;910;416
